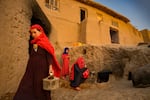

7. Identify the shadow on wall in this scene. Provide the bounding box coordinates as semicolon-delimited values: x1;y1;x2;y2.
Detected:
29;0;52;54
31;0;51;36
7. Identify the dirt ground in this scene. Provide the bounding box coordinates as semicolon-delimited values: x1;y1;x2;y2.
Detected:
51;78;150;100
1;75;150;100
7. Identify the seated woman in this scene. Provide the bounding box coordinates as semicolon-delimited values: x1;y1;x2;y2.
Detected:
70;57;89;91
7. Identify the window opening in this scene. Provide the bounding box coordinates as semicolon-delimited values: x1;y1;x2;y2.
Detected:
112;20;119;27
80;9;87;22
110;28;119;44
45;0;59;10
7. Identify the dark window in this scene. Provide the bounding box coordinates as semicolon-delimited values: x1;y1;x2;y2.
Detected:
45;0;59;10
80;9;86;22
110;28;119;44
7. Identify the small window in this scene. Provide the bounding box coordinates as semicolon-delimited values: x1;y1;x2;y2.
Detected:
110;28;119;44
45;0;59;10
45;0;50;7
97;13;103;22
51;0;58;10
112;20;119;27
80;9;85;21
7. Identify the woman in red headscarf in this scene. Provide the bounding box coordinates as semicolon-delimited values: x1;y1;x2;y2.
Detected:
70;57;89;91
13;24;61;100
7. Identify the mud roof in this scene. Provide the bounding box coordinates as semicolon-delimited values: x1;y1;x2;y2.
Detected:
75;0;130;23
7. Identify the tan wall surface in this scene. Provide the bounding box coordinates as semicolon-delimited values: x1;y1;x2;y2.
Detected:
37;0;81;48
140;29;150;42
0;0;32;96
37;0;144;47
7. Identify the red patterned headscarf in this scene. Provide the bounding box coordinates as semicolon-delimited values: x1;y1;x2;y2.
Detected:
75;57;85;69
70;57;85;80
30;24;61;77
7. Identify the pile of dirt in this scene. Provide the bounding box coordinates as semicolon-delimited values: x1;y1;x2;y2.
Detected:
69;44;150;80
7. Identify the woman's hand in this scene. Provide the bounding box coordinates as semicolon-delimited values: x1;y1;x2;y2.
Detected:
49;65;54;75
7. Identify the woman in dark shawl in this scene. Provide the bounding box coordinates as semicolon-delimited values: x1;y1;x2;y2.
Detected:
70;57;89;91
13;24;61;100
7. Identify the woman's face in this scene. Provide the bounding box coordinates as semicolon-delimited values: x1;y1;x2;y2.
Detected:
66;49;69;53
30;28;41;39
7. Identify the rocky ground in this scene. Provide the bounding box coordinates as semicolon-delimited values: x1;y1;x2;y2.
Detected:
1;78;150;100
50;74;150;100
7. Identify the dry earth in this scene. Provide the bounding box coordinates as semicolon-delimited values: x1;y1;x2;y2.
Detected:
1;78;150;100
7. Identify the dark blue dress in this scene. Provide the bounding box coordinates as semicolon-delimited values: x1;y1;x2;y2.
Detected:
70;64;87;87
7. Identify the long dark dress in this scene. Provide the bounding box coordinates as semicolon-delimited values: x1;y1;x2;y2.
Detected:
13;45;52;100
70;64;87;87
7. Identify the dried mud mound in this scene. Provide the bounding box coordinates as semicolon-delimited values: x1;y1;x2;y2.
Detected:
69;45;150;79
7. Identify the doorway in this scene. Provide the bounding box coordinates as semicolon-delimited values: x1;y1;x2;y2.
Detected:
79;8;87;43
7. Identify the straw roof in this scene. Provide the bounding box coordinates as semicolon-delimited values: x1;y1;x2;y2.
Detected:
75;0;130;23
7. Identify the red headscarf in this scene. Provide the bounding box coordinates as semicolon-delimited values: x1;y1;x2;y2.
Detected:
70;57;85;80
30;24;61;77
